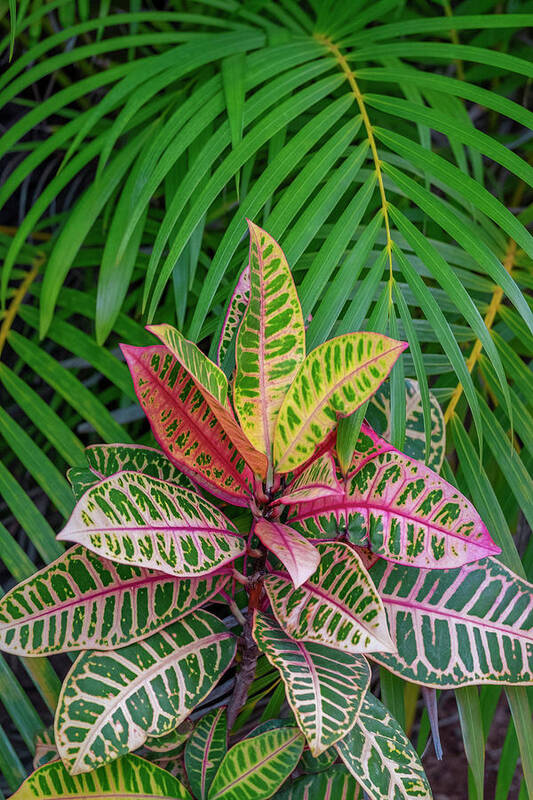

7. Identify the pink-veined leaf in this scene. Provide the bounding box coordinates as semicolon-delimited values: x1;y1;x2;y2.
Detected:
254;519;320;588
146;324;267;478
57;471;245;577
253;611;370;755
264;542;394;654
121;344;253;505
233;221;305;466
273;334;407;474
279;453;343;505
370;556;533;687
0;545;230;655
184;708;227;800
217;264;250;368
86;443;197;490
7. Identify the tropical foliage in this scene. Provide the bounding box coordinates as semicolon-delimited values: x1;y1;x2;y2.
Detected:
1;2;532;799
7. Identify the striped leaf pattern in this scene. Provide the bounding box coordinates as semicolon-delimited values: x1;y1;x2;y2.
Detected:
146;324;267;477
55;610;236;774
367;379;445;472
275;765;361;800
234;220;305;463
254;519;320;588
11;755;192;800
264;542;394;654
121;344;253;505
371;557;533;687
208;726;304;800
253;611;370;755
0;545;229;655
217;265;250;369
347;430;500;568
274;334;407;473
86;443;196;490
279;453;343;505
336;692;432;800
184;708;227;800
144;721;194;763
57;471;245;577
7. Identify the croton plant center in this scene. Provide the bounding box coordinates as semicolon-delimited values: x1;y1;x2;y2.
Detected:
1;221;531;800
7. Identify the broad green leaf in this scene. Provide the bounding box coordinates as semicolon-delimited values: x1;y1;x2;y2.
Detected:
253;611;370;755
344;425;500;568
57;472;245;577
11;754;192;800
371;557;533;686
336;692;432;800
254;520;320;589
67;468;99;501
264;542;394;654
274;765;361;799
234;221;305;467
0;545;230;655
208;726;304;800
143;721;194;765
86;443;196;490
298;747;337;774
55;610;235;774
274;333;407;473
184;708;227;800
279;453;343;505
146;323;267;477
217;265;250;371
121;344;253;505
367;379;445;472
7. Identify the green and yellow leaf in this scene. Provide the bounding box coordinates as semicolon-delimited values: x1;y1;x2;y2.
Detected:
217;265;250;369
86;443;197;490
57;471;245;577
275;765;361;799
279;453;343;505
274;333;407;473
55;610;236;774
184;708;227;800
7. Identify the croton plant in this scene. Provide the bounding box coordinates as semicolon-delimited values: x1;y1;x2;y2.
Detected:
2;222;532;800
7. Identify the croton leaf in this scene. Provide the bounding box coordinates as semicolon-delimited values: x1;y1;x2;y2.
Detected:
336;691;432;800
11;755;192;800
0;545;230;655
67;467;99;501
57;471;245;577
146;324;267;478
366;378;445;472
370;557;533;687
234;220;305;465
86;443;196;490
264;542;394;654
55;610;235;774
347;425;500;568
253;611;370;755
33;727;58;769
274;765;361;800
254;519;320;588
144;721;194;763
274;333;407;473
207;725;304;800
217;264;250;370
279;453;343;505
298;747;337;774
121;344;253;505
184;708;227;800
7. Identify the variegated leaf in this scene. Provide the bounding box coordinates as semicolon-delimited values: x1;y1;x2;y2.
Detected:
144;721;194;762
57;471;245;577
0;545;230;655
86;443;196;490
121;344;253;505
67;467;98;501
12;755;192;800
254;519;320;588
253;611;370;755
184;708;227;800
299;747;336;774
275;765;361;799
279;453;343;505
274;334;407;473
208;726;304;800
367;379;445;473
347;426;500;568
55;610;236;774
336;692;432;800
234;221;305;465
217;265;250;369
264;542;394;654
33;727;59;769
370;557;533;687
146;324;267;478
